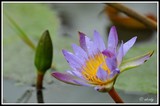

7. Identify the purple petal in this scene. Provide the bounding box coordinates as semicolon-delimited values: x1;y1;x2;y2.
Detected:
96;67;108;81
93;30;106;52
94;83;114;92
120;51;154;72
94;86;108;92
117;42;124;66
109;68;120;78
106;56;117;71
73;80;92;87
102;49;115;58
106;57;119;78
123;36;137;56
79;32;88;52
62;49;83;71
84;37;96;56
72;44;88;62
52;72;92;87
79;32;96;56
67;70;84;80
107;26;118;54
52;72;85;86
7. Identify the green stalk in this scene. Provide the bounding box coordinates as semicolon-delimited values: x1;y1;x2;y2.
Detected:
36;71;44;90
36;71;44;103
108;87;124;103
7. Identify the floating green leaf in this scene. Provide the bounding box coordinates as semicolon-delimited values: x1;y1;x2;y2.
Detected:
115;41;157;94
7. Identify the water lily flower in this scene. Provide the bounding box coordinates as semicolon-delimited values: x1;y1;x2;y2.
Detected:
51;26;154;92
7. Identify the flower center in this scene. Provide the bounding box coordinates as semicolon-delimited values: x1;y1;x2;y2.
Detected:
82;52;111;84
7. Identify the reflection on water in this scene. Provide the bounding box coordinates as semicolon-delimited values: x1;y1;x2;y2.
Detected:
37;90;44;103
16;89;33;103
3;79;157;103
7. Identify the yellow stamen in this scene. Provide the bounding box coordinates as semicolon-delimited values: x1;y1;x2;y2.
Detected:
82;52;111;84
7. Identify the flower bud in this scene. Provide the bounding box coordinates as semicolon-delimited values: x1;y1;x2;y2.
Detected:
34;30;53;74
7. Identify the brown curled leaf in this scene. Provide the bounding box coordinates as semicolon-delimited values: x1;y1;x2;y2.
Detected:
104;6;157;30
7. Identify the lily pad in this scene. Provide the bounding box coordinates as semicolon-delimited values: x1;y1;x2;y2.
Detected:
115;39;157;94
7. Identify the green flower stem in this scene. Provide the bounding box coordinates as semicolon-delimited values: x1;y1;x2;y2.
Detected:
36;71;44;90
108;87;124;103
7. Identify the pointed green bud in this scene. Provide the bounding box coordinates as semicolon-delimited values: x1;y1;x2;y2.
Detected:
34;30;53;74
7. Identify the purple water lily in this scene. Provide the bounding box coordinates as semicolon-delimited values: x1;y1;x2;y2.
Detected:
52;26;154;92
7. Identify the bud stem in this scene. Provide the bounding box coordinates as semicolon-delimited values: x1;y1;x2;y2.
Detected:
36;71;44;90
108;87;124;103
37;89;44;103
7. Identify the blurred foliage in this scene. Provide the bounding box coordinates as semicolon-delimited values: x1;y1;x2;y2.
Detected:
5;13;36;50
3;3;157;94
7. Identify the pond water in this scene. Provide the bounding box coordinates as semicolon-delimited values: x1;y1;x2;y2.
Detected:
3;79;157;103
